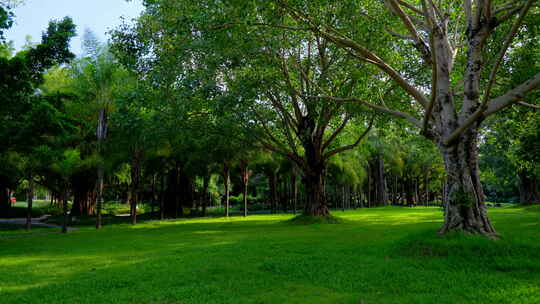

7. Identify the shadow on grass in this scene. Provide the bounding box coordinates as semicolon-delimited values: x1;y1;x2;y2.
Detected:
0;224;56;238
391;230;540;273
286;214;346;225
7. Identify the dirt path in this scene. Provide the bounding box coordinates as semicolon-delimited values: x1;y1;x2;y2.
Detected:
0;215;76;231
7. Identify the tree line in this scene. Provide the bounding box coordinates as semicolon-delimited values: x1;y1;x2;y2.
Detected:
0;1;539;238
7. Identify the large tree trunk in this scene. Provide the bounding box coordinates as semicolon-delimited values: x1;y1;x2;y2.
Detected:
438;133;497;237
518;170;540;205
302;165;329;217
26;173;34;231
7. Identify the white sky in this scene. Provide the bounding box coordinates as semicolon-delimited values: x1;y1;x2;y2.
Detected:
5;0;144;56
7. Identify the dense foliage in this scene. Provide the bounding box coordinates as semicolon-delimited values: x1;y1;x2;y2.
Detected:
0;1;538;238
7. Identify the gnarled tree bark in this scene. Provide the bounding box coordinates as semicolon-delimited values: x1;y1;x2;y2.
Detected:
302;163;329;217
438;132;496;236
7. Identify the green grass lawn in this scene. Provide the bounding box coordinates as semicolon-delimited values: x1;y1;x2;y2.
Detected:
0;223;54;236
1;206;539;304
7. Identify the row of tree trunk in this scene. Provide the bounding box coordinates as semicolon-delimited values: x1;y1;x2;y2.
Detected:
7;154;540;233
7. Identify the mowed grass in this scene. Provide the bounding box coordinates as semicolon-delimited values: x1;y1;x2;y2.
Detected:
1;206;539;304
0;224;54;236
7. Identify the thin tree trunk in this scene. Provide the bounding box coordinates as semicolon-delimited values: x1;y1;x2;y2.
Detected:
174;165;180;218
96;165;104;229
240;160;250;217
150;175;155;215
243;180;248;217
95;107;107;229
394;175;398;205
202;172;209;217
62;190;69;233
26;173;34;231
417;177;421;205
222;164;230;217
130;150;141;225
367;170;371;208
342;185;345;212
160;171;165;220
281;177;287;213
269;172;278;214
425;171;430;206
292;170;298;214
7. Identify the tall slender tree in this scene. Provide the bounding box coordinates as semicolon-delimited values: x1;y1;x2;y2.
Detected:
70;33;126;228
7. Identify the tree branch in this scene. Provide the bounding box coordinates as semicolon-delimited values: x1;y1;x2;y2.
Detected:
307;95;423;129
278;1;430;108
263;97;301;156
396;0;425;16
252;110;290;152
321;113;351;152
387;0;432;65
444;73;540;146
516;101;540;110
493;3;527;27
483;0;534;104
484;72;540;116
208;21;309;31
443;0;536;147
277;52;304;122
323;118;374;160
464;0;473;34
422;0;439;135
257;139;307;171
